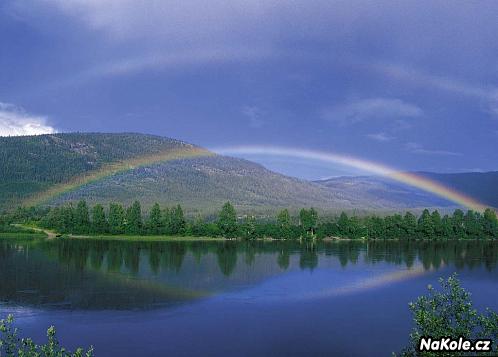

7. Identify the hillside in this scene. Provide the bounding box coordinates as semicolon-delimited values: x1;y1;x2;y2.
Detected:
0;133;375;213
314;176;454;210
0;133;195;209
50;155;364;213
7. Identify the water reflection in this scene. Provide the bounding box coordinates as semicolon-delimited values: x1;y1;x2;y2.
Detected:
0;237;497;310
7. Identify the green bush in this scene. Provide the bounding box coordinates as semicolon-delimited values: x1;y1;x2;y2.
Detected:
0;315;93;357
399;274;498;356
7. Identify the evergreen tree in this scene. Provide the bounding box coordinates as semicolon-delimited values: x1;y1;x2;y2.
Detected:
441;214;453;238
92;204;108;234
431;210;443;238
452;209;466;238
366;216;385;239
348;215;366;239
147;203;163;234
403;212;417;238
74;200;90;233
126;201;142;234
464;210;481;238
391;214;404;238
482;208;498;238
299;208;318;237
170;204;186;234
61;204;75;233
418;209;434;239
217;201;237;238
162;207;172;233
277;209;291;239
337;212;349;236
108;203;125;234
241;215;257;239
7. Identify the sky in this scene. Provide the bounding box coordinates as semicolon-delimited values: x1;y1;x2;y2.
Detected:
1;0;497;179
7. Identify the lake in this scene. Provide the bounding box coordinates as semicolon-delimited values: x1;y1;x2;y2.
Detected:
1;237;497;356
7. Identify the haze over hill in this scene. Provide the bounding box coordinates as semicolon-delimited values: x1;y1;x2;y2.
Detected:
314;172;498;210
0;132;495;214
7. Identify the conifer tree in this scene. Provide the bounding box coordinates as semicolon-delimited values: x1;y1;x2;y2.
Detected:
441;214;453;238
74;200;90;233
431;210;443;238
418;209;434;239
217;202;237;238
337;212;349;236
452;209;466;238
403;212;417;238
126;201;142;234
483;208;498;238
92;204;108;234
277;209;291;239
147;203;163;234
299;208;318;236
464;210;481;238
108;203;125;234
170;204;186;234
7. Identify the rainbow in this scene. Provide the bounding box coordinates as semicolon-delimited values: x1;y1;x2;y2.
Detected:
24;146;214;207
24;143;489;212
212;146;489;211
297;265;430;301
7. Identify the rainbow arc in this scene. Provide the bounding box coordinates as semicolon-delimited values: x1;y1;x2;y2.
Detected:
213;146;489;211
25;144;489;211
25;147;214;207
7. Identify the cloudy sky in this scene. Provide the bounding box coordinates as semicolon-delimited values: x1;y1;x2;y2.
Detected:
1;1;497;179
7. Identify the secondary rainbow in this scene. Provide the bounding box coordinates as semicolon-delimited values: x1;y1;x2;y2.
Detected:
212;146;488;211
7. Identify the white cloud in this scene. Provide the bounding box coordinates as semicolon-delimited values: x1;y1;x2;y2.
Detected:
0;102;56;136
366;132;393;142
405;142;461;156
321;98;423;124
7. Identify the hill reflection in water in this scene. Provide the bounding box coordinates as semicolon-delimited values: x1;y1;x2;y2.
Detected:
1;238;497;310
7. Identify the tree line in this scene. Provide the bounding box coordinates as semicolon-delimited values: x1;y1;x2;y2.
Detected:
4;201;498;239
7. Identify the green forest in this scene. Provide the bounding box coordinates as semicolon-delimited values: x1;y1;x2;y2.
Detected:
2;201;497;240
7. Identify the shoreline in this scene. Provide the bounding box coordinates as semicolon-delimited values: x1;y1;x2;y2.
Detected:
12;232;497;242
0;232;47;239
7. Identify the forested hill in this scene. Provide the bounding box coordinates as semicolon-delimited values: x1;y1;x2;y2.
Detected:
0;133;365;212
1;133;495;213
0;133;196;208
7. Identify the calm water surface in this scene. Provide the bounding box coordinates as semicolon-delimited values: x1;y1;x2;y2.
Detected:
1;237;497;356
